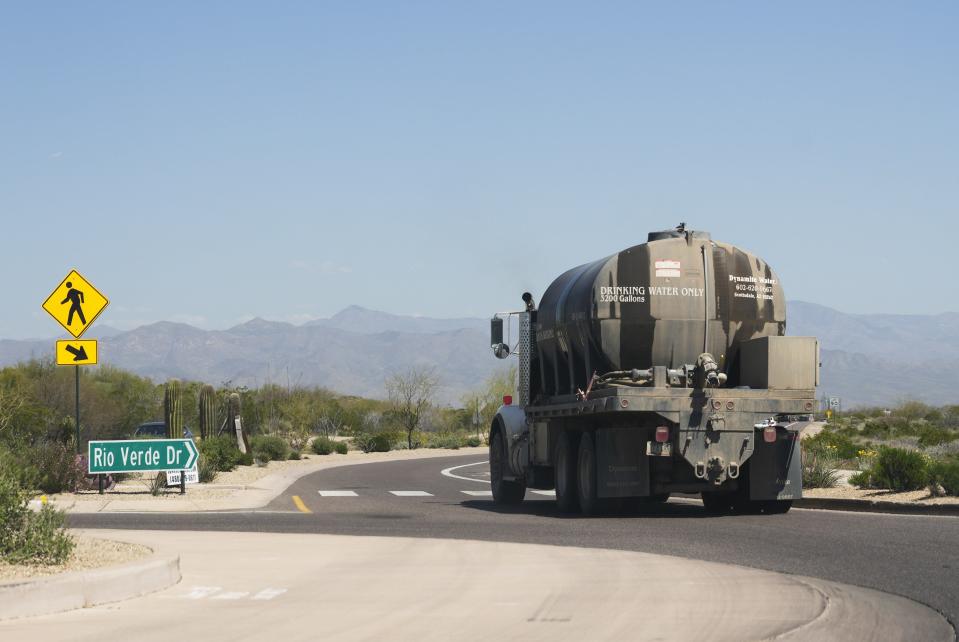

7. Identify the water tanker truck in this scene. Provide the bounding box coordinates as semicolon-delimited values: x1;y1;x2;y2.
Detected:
488;225;819;515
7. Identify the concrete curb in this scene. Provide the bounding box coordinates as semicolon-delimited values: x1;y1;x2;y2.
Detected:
0;552;180;621
795;496;959;517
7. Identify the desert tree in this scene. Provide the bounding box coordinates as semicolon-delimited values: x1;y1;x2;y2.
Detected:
386;367;439;450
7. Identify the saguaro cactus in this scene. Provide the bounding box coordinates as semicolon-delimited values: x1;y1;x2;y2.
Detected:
227;392;249;453
165;379;183;439
199;384;216;440
227;392;241;423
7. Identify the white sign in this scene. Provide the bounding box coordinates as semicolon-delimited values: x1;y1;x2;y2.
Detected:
828;397;841;409
655;260;681;278
166;465;199;486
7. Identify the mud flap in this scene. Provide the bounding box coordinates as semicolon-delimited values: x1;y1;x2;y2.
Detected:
749;430;802;501
595;429;650;498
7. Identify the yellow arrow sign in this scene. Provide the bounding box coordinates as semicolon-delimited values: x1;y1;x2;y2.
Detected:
56;339;98;366
41;270;109;339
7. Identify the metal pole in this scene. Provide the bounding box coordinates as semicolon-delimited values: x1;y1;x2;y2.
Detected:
75;366;81;454
180;470;186;495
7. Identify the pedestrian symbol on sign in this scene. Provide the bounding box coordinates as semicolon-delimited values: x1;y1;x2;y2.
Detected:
61;281;87;326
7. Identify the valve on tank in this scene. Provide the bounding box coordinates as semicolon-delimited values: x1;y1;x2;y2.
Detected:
696;353;727;388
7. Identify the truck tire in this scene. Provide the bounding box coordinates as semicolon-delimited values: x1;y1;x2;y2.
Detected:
490;430;525;505
554;430;579;513
577;432;600;516
758;500;792;514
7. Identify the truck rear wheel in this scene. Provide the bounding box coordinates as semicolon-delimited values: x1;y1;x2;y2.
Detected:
757;500;792;514
554;430;579;513
577;432;600;516
490;430;525;505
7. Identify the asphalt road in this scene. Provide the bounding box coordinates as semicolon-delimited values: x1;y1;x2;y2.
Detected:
69;453;959;632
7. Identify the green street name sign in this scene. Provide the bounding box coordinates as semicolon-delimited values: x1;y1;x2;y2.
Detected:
87;439;199;474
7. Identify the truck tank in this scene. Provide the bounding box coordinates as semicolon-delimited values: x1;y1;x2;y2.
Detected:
535;226;786;397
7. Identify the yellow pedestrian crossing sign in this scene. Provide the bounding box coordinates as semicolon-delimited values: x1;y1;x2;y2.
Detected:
56;339;98;365
41;270;109;338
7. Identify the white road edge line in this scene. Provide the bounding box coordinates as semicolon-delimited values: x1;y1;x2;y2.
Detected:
441;460;489;484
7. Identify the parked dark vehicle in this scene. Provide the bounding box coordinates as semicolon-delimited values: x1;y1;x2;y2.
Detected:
132;421;194;440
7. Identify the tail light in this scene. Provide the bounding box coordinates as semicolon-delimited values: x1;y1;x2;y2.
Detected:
503;395;513;406
655;426;669;443
763;426;777;443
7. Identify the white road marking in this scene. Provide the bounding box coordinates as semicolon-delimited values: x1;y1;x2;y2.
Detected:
252;588;288;601
441;460;489;484
444;462;554;498
389;490;433;497
169;587;288;601
183;586;222;600
318;490;358;497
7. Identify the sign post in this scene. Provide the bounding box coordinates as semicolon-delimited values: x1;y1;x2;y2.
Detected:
41;269;109;456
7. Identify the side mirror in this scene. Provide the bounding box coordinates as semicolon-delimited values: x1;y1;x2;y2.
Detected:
491;317;510;359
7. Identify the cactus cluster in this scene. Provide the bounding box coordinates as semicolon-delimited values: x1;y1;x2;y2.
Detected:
164;379;183;439
199;384;216;440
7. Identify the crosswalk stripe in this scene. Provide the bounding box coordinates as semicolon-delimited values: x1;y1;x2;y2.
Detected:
531;490;556;496
318;490;358;497
389;490;433;497
461;490;493;496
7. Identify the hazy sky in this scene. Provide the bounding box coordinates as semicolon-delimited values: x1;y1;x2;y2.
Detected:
2;3;956;339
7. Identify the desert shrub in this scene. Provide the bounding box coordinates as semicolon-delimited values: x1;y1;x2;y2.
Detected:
803;430;859;462
250;435;289;462
238;450;254;466
869;446;929;492
893;401;935;422
334;441;348;454
34;441;87;494
0;445;40;491
197;454;217;484
199;436;243;472
848;469;873;488
353;431;396;453
252;448;270;465
149;472;166;496
917;426;959;448
407;431;425;449
0;470;74;564
929;458;959;496
466;436;482;447
802;448;840;488
288;450;301;460
942;406;959;429
860;419;894;439
427;433;465;449
311;436;336;455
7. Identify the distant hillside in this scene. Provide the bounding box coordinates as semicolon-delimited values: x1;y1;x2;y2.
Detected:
305;305;487;335
788;301;959;365
1;304;955;407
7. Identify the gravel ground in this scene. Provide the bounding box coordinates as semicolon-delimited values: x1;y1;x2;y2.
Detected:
804;486;959;504
0;534;151;583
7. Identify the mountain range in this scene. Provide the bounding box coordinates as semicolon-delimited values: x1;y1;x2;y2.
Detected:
1;303;955;407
